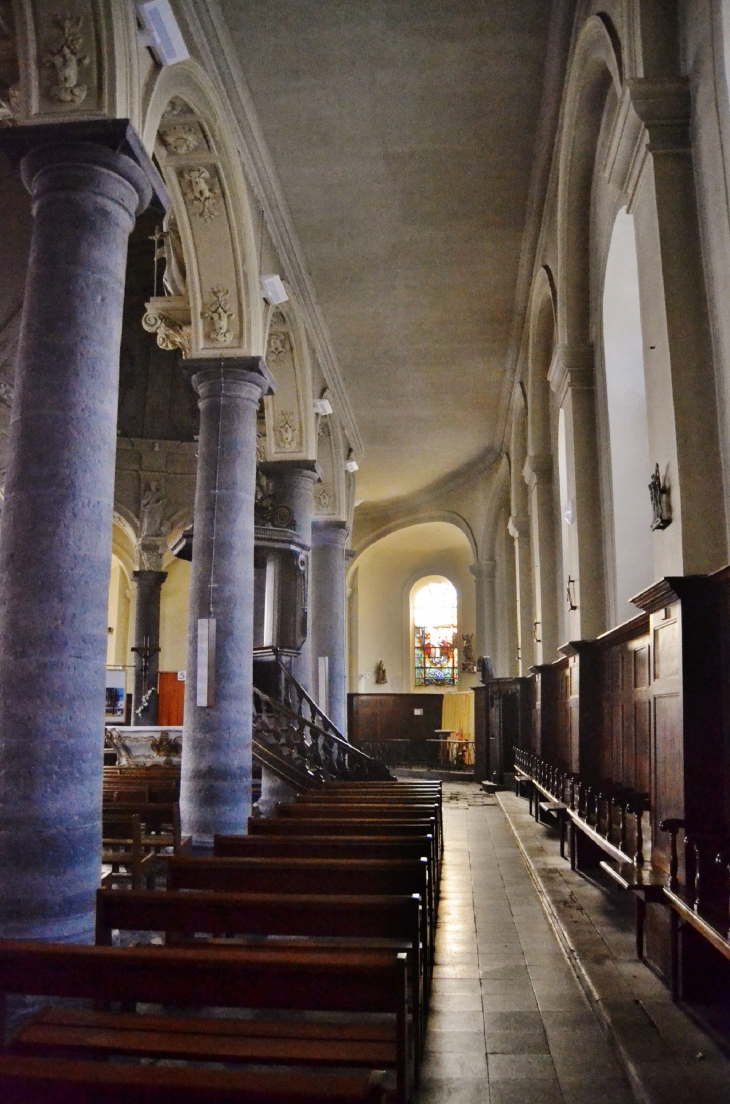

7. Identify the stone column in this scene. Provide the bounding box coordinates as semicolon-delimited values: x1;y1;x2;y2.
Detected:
469;559;497;664
271;460;320;693
310;520;349;735
258;460;319;815
524;454;559;664
131;569;167;725
508;514;535;676
0;122;162;942
180;359;275;848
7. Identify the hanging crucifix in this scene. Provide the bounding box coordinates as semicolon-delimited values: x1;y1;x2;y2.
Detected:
131;634;160;695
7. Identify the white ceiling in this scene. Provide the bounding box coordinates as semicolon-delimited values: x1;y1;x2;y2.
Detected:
220;1;553;505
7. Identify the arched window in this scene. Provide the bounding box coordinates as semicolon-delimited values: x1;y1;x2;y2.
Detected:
602;207;653;621
413;578;458;687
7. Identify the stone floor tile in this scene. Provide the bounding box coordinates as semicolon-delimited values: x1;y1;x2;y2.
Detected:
487;1053;557;1080
488;1080;564;1104
424;1031;487;1055
416;1077;491;1103
429;992;484;1012
481;992;540;1013
486;1029;550;1054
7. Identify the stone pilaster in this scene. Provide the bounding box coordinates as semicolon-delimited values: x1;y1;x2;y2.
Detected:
508;514;534;676
523;454;559;663
180;358;275;848
0;121;164;942
469;559;496;663
310;520;349;735
548;343;606;640
131;569;167;725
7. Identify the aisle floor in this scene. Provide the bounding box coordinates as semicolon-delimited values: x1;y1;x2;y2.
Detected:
419;786;635;1104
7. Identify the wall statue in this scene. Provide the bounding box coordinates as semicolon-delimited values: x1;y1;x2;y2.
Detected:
375;660;388;685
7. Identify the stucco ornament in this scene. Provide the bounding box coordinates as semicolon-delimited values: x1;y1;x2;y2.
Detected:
183;166;219;222
317;484;332;511
267;330;289;362
276;410;297;451
161;124;202;155
142;305;191;357
0;377;13;406
44;15;88;104
203;286;234;345
256;425;267;462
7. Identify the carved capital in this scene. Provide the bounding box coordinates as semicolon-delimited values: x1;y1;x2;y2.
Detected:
548;344;594;405
508;514;531;541
142;295;192;357
523;454;552;489
626;78;691;155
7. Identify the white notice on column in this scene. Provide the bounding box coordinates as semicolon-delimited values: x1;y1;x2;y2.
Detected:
197;618;216;707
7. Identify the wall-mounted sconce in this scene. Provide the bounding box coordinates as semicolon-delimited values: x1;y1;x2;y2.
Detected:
566;577;578;611
260;274;289;305
345;450;359;473
649;463;672;530
533;621;541;644
563;499;574;525
136;1;189;66
313;398;333;416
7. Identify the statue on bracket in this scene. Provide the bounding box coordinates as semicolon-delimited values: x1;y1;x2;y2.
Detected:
649;463;672;530
461;633;477;673
375;660;388;685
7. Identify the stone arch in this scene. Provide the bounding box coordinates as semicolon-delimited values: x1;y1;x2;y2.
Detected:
315;397;347;523
141;60;263;359
261;287;316;462
111;511;138;579
557;15;622;348
349;511;478;573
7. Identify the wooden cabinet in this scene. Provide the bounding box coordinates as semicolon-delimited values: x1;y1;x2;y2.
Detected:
473;678;531;783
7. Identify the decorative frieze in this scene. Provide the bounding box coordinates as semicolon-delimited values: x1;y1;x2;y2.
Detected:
183;165;219;222
202;285;234;345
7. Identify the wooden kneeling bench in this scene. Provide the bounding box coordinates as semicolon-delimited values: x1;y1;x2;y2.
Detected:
0;1055;387;1103
0;941;410;1103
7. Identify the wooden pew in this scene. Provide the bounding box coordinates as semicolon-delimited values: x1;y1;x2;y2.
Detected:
0;941;410;1103
273;803;442;855
247;818;440;886
215;833;438;919
101;813;157;891
102;801;191;858
167;855;433;965
96;886;425;1051
0;1055;388;1104
296;791;443;846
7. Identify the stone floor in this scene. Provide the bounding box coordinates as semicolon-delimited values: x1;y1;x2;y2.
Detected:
418;783;730;1104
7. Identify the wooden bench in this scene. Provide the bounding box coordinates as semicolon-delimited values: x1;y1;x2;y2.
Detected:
215;833;438;916
96;886;425;1051
599;859;668;959
273;804;442;855
101;813;157;891
0;1055;388;1104
167;855;433;966
0;941;410;1103
295;793;443;849
247;819;440;884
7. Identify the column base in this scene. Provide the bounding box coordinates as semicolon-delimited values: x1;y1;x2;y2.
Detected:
256;766;297;816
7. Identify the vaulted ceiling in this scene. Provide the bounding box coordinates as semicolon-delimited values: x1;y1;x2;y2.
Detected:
219;1;555;505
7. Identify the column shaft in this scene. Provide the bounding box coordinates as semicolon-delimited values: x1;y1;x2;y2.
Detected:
311;521;349;735
131;570;167;725
0;129;156;941
180;360;274;847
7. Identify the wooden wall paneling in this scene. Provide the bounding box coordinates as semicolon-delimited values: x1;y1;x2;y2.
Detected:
559;643;600;780
347;693;444;745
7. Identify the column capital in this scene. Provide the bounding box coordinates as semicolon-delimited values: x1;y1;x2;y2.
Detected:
131;569;168;588
548;344;594;405
259;459;323;484
508;515;531;540
523;454;553;489
0;118;169;215
189;357;276;402
312;518;350;549
626;78;691;154
469;559;496;582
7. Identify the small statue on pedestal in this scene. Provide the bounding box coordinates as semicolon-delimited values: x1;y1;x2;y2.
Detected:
375;660;388;685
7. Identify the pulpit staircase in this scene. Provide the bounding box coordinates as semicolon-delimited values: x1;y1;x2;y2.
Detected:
252;655;394;790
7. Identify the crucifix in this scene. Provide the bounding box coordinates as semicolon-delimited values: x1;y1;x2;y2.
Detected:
131;634;160;695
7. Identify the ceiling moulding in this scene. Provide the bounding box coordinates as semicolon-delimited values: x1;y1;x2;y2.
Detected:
176;0;363;458
355;446;502;524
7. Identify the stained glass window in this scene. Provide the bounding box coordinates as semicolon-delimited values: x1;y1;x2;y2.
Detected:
414;579;458;687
